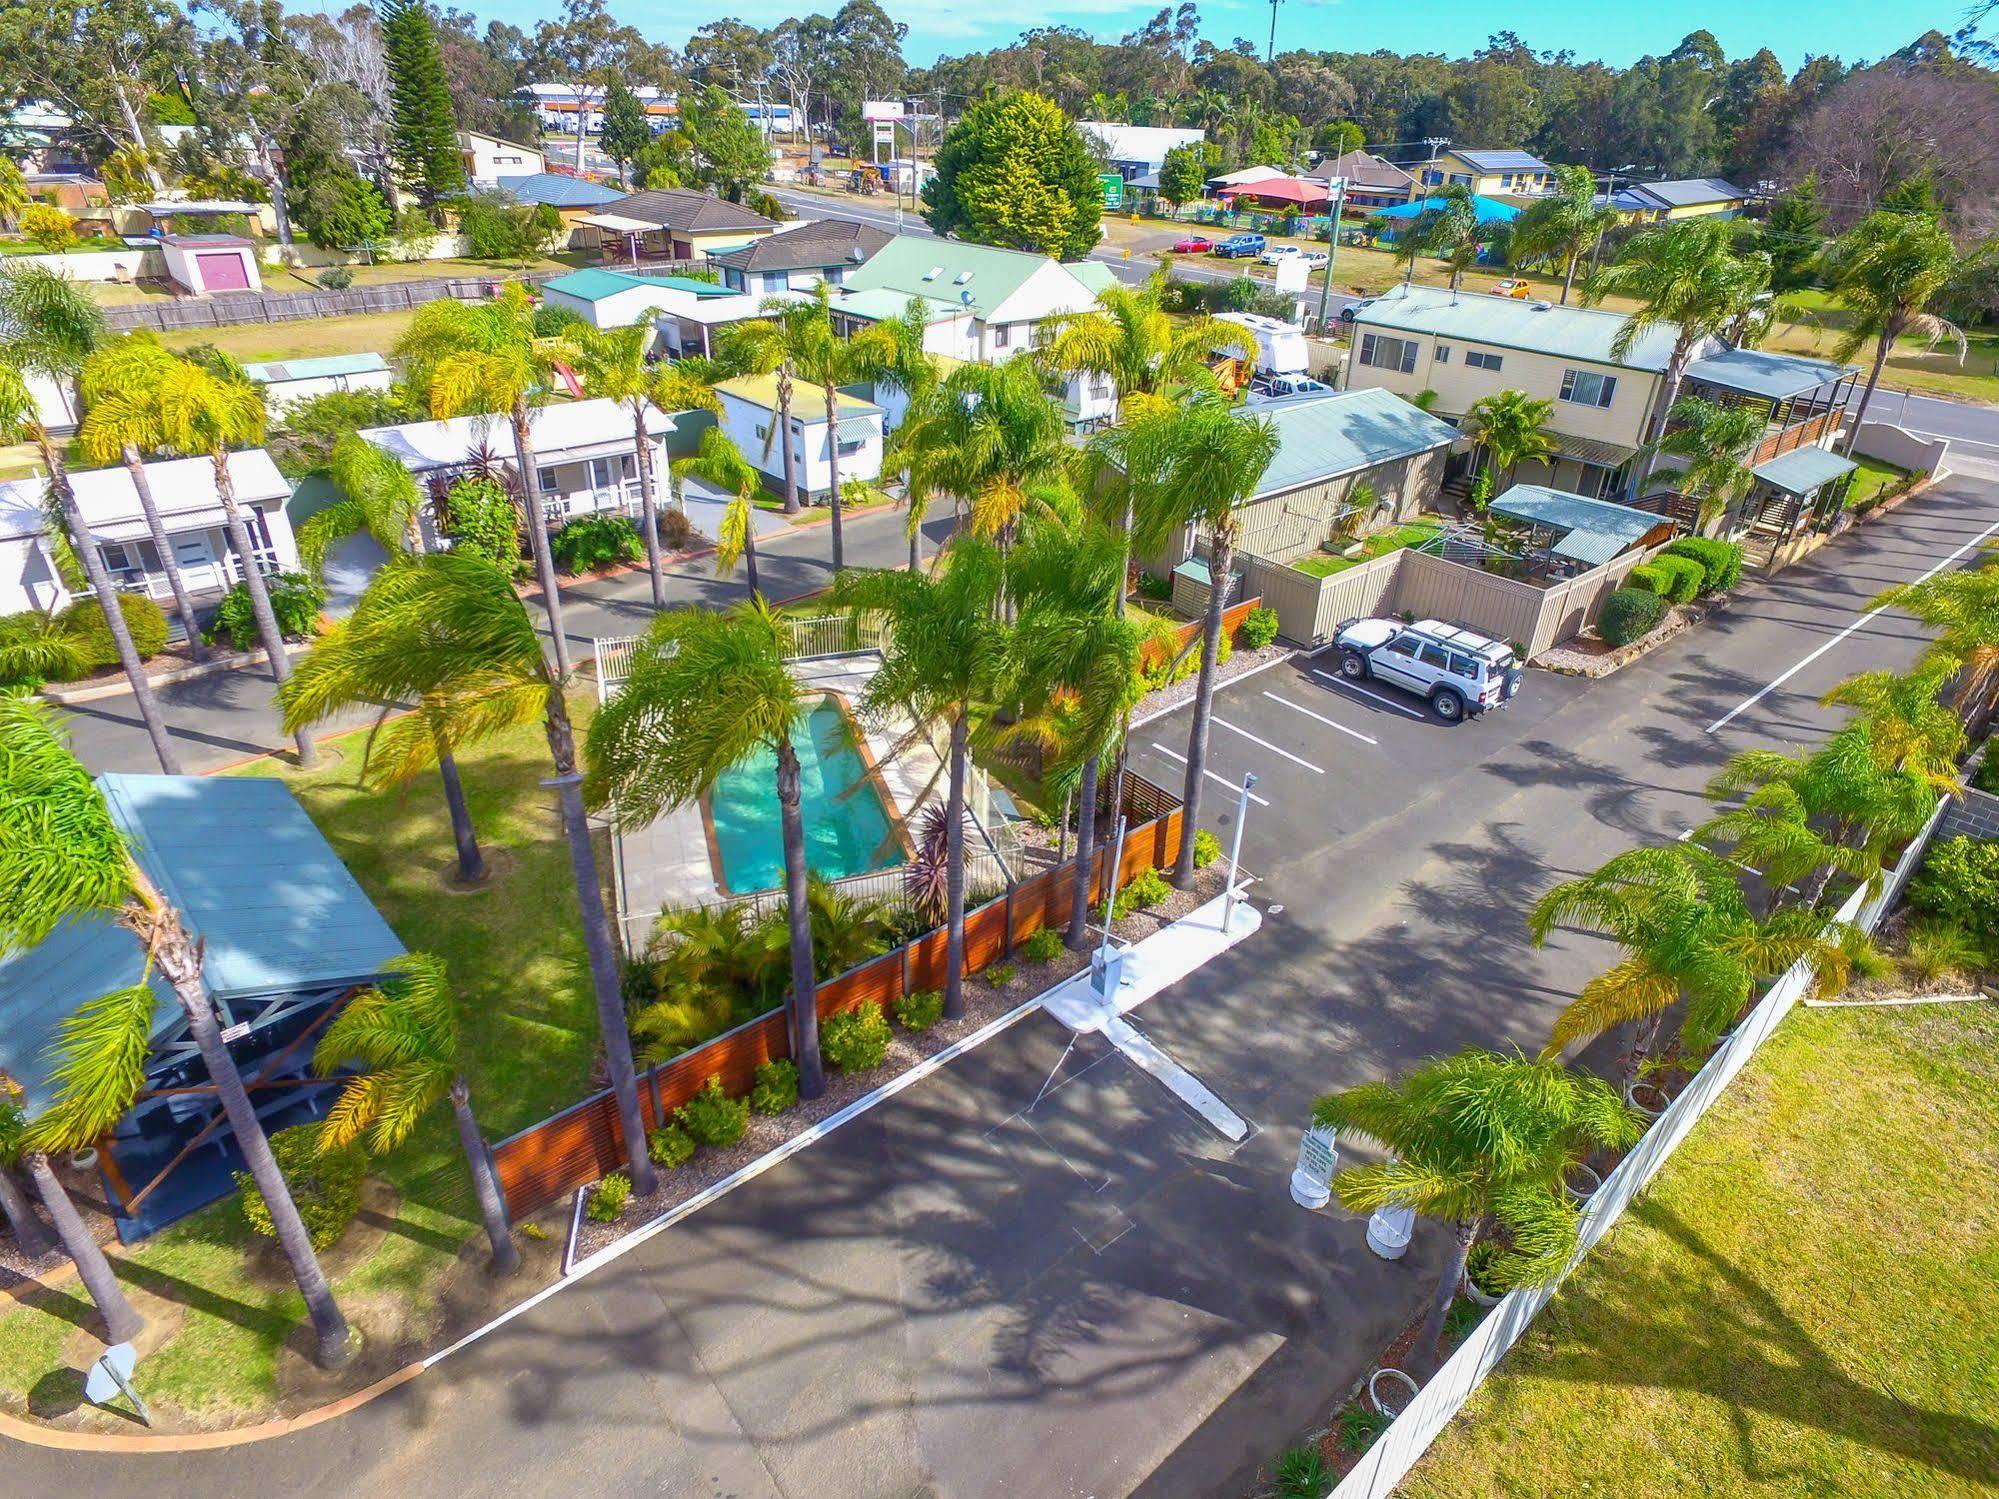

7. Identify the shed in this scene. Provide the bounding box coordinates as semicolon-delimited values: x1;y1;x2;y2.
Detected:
1489;485;1671;567
242;353;393;413
158;233;262;296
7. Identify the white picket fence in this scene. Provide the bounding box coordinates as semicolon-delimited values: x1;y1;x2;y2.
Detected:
1329;794;1949;1498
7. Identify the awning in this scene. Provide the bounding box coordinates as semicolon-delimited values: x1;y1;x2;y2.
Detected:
1684;347;1849;402
1751;445;1858;496
1549;529;1633;568
576;212;660;233
834;416;876;443
1546;431;1637;469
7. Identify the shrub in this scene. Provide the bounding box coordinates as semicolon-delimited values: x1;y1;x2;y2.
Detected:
1237;605;1280;651
658;506;692;550
1649;554;1704;605
1903;917;1983;983
316;264;355;291
0;611;87;686
59;592;169;668
1626;562;1672;598
549;513;643;574
1135;571;1173;601
673;1074;750;1148
1019;927;1064;964
1112;866;1171;920
821;1005;891;1073
646;1122;696;1168
1192;828;1223;869
207;571;326;650
749;1058;799;1114
1664;536;1741;593
533;303;589;339
443;475;523;574
1597;587;1667;648
20;203;77;252
1336;1405;1392;1454
1972;752;1999;797
236;1123;365;1252
985;961;1016;987
893;987;945;1030
1909;835;1999;943
587;1171;632;1222
1273;1445;1332;1498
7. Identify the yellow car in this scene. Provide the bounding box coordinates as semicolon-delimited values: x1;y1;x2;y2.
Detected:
1492;278;1533;299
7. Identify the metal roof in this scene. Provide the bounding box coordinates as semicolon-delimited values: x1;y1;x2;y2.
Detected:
0;775;404;1113
493;172;625;208
0;451;291;542
1302;151;1415;190
543;267;734;303
716;373;880;419
360;398;674;470
1751;445;1858;496
1489;485;1664;567
1618;177;1749;210
1250;388;1461;498
840;235;1050;322
1353;285;1681;371
834;415;878;443
1546;430;1638;468
1684;346;1850;401
605;187;777;233
1453;149;1553;173
707;218;891;273
1077;122;1205;163
243;353;388;383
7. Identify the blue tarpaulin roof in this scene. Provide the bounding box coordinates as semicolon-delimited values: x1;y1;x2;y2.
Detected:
1371;194;1522;225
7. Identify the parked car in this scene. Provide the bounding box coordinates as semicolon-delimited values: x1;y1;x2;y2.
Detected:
1257;244;1332;267
1172;234;1214;253
1331;617;1522;722
1492;278;1533;298
1213;233;1266;258
1337;297;1376;325
1250;372;1332;398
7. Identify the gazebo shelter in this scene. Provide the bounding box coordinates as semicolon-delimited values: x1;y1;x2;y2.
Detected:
0;774;405;1241
1213;175;1333;212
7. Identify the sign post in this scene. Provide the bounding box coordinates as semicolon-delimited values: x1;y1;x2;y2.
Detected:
1290;1124;1339;1208
84;1342;151;1427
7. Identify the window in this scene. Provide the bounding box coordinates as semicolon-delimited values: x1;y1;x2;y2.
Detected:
536;466;559;493
1560;369;1618;408
1434;344;1451;363
1383;637;1420;659
1464;350;1504;372
1358;333;1418;374
100;542;135;575
754;423;768;441
992;324;1011;350
1418;643;1451;670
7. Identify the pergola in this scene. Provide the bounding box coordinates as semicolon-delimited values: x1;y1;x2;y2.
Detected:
1213;176;1334;212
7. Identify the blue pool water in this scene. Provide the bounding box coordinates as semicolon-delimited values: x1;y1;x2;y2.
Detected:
708;696;906;894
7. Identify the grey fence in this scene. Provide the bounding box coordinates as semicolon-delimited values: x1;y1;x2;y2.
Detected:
102;268;569;333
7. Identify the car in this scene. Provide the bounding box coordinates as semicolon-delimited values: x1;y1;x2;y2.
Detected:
1250;372;1332;398
1257;243;1303;265
1337;297;1376;325
1492;278;1533;299
1331;616;1522;722
1213;233;1266;258
1172;235;1214;253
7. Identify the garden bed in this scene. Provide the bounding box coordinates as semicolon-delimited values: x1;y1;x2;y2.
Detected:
1290;521;1445;579
1134;640;1291;721
1537;596;1718;678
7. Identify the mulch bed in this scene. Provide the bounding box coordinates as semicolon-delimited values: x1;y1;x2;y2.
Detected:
1537;595;1722;678
1135;644;1293;721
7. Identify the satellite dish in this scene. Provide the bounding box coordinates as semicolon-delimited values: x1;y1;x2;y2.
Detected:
960;289;973;305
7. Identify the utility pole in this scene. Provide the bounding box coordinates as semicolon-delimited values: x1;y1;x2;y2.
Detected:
1313;176;1347;334
1267;0;1282;61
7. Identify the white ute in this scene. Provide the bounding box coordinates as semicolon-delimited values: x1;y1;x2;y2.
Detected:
1332;617;1522;722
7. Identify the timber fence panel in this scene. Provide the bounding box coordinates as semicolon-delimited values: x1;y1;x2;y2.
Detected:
1310;551;1407;645
963;896;1012;972
1387;551;1548;655
816;949;904;1021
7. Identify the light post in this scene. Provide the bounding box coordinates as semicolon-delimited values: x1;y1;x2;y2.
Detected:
1222;771;1258;933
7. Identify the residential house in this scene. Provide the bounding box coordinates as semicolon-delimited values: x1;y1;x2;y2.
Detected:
1605;178;1752;222
579;187;779;264
243;354;394;415
1079;121;1206;181
490;172;625;248
459;129;545;182
714;372;884;504
0;773;405;1240
1302;151;1416;211
158;234;261;295
1417;148;1557;198
540;267;741;333
0;449;301;618
708;218;892;299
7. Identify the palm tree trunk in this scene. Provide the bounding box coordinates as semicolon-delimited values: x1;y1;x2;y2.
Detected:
23;1151;143;1344
511;408;573;679
743;523;762;604
541;692;658;1194
1067;752;1100;949
44;443;181;774
449;1078;518;1275
908;516;921;572
212;450;317;768
943;710;969;1019
435;742;486;883
1413;1218;1477;1375
1560;252;1578;306
123;444;206;660
1174;525;1233;888
774;738;826;1098
1630;350;1691;500
630;404;666;611
775;369;800;515
1842;327;1896;458
1623;1013;1665;1093
0;1161;54;1260
823;382;844;571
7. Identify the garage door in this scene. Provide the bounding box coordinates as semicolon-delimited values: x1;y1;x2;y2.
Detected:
196;252;250;291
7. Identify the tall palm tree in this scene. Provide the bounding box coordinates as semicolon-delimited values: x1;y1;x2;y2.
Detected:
793;286;862;572
584;602;829;1098
1463;388;1557;490
0;1094;57;1263
396;284;580;677
281;553;659;1194
834;541;1012;1019
0;696;353;1365
1824;211;1991;454
1510;165;1616;304
76;334;207;659
96;352;319;767
716;298;820;516
848;298;945;571
1040;271;1254;425
1386;186;1481;290
1315;1048;1638;1373
1645;395;1764;531
301;433;433;569
313;953;519;1275
672;426;767;603
1873;559;1999;731
1821;659;1966;791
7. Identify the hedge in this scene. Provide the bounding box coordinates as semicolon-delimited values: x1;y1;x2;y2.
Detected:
1598;586;1668;647
1626;562;1671;598
60;592;170;668
1649;554;1705;605
1664;536;1742;593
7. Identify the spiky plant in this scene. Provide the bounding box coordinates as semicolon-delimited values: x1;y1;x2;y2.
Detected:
1872;559;1999;732
1645;396;1764;530
1464;388;1557;490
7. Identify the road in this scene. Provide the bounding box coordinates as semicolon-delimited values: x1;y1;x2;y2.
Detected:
1862;387;1999;453
14;442;1993;1494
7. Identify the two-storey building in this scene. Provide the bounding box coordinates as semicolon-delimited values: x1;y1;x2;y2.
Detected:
1418;148;1557;198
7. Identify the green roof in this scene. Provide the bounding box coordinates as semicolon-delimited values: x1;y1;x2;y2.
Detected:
840;235;1052;321
1489;484;1663;567
830;286;966;324
544;268;734;303
242;353;388;382
1752;445;1858;496
1069;261;1119;297
1252;388;1460;498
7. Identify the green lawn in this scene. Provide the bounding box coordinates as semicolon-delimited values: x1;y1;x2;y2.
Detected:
157;309;421;364
3;235;127;256
1763;290;1999;406
0;696;603;1426
1848;454;1911;509
1291;520;1443;578
1402;1001;1999;1498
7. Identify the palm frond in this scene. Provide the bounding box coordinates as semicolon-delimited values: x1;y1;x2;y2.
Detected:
23;982;156;1151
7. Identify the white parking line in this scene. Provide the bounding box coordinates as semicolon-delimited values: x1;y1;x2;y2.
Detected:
1311;669;1427;719
1213;715;1325;772
1262;691;1378;745
1148;743;1273;805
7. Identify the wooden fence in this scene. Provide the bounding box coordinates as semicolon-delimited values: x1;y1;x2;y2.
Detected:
1140;592;1265;670
100;269;567;333
490;778;1185;1219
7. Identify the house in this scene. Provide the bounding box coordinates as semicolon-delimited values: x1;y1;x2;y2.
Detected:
129;198;274;239
1212;176;1335;214
158;234;262;295
579;187;779;264
0;449;300;618
714;372;884;504
1486;485;1676;573
708;218;892;299
832;235;1112;365
0;773;405;1240
650;284;809;360
360;397;678;527
1302;151;1416;211
1079;121;1206;181
1605;177;1752;222
459;129;545;182
1418;148;1557;198
242;354;393;415
540;267;738;332
522;82;676;137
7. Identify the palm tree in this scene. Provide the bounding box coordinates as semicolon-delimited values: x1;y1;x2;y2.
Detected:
1463;389;1557;490
672;426;767;603
280;553;659;1194
1040;271;1254;424
1693;782;1876;916
1386;186;1481;290
313;952;519;1275
848;298;945;571
793;287;862;572
0;1094;56;1262
0;695;353;1365
716;298;821;515
76;334;207;658
1873;560;1999;731
1646;396;1764;531
301;433;433;570
834;541;1012;1019
571;323;722;610
1315;1048;1638;1373
1821;660;1966;791
584;601;829;1098
1510;165;1616;304
1824;212;1991;454
396;284;580;676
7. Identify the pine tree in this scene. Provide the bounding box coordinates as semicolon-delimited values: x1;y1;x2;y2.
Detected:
1761;174;1826;291
599;81;648;188
380;0;466;213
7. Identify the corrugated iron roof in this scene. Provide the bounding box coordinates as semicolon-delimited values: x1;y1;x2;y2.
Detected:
1684;346;1850;401
1751;445;1858;496
243;353;388;383
1250;388;1461;498
1354;285;1681;371
1490;484;1662;567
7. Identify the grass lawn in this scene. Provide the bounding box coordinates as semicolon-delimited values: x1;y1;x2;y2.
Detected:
1401;1000;1999;1498
1762;290;1999;406
0;695;604;1426
1848;453;1911;509
1291;520;1443;578
157;309;421;364
3;235;128;256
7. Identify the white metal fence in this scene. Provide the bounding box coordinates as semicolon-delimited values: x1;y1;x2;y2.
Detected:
1329;794;1950;1498
593;615;887;700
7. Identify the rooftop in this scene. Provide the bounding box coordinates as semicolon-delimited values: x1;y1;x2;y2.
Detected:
1684;345;1851;401
1302;151;1415;190
360;398;675;470
1077;121;1205;162
1751;445;1858;496
0;450;290;542
1489;485;1665;567
707;217;893;274
605;187;778;234
242;353;389;383
829;286;969;324
544;267;736;303
716;372;880;419
1617;177;1750;210
1452;149;1554;173
1353;284;1681;371
840;234;1095;323
1249;388;1461;497
493;172;624;208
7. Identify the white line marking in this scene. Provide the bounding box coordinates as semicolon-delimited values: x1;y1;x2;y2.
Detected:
1213;714;1325;772
1127;650;1297;730
1705;517;1999;734
1261;690;1378;745
1147;742;1273;805
1311;669;1427;718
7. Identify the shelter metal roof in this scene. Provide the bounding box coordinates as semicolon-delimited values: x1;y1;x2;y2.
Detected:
1250;388;1461;498
1489;484;1664;567
1684;346;1851;402
1751;445;1858;496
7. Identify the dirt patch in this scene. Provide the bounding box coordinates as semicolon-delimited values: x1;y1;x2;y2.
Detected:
244;1178;401;1293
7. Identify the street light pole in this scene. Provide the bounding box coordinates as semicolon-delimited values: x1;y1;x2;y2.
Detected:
1223;771;1258;933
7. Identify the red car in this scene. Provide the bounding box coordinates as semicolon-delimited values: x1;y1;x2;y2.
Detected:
1171;235;1214;253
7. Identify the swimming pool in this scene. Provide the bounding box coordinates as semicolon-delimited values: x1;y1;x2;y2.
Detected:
706;695;907;894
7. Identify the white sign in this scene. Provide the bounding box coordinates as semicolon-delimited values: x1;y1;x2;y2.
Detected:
1273;256;1309;294
85;1341;150;1424
1291;1124;1338;1208
862;100;905;122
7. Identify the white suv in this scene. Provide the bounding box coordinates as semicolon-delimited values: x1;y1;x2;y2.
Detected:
1332;617;1522;721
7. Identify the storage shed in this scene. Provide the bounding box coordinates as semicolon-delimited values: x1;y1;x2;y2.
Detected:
159;233;262;295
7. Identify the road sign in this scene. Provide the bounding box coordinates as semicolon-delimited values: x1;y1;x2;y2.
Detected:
84;1342;151;1426
1273;255;1309;294
1099;172;1123;209
1291;1124;1338;1208
863;100;905;122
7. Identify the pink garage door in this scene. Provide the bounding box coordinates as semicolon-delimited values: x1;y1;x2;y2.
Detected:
195;252;250;291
